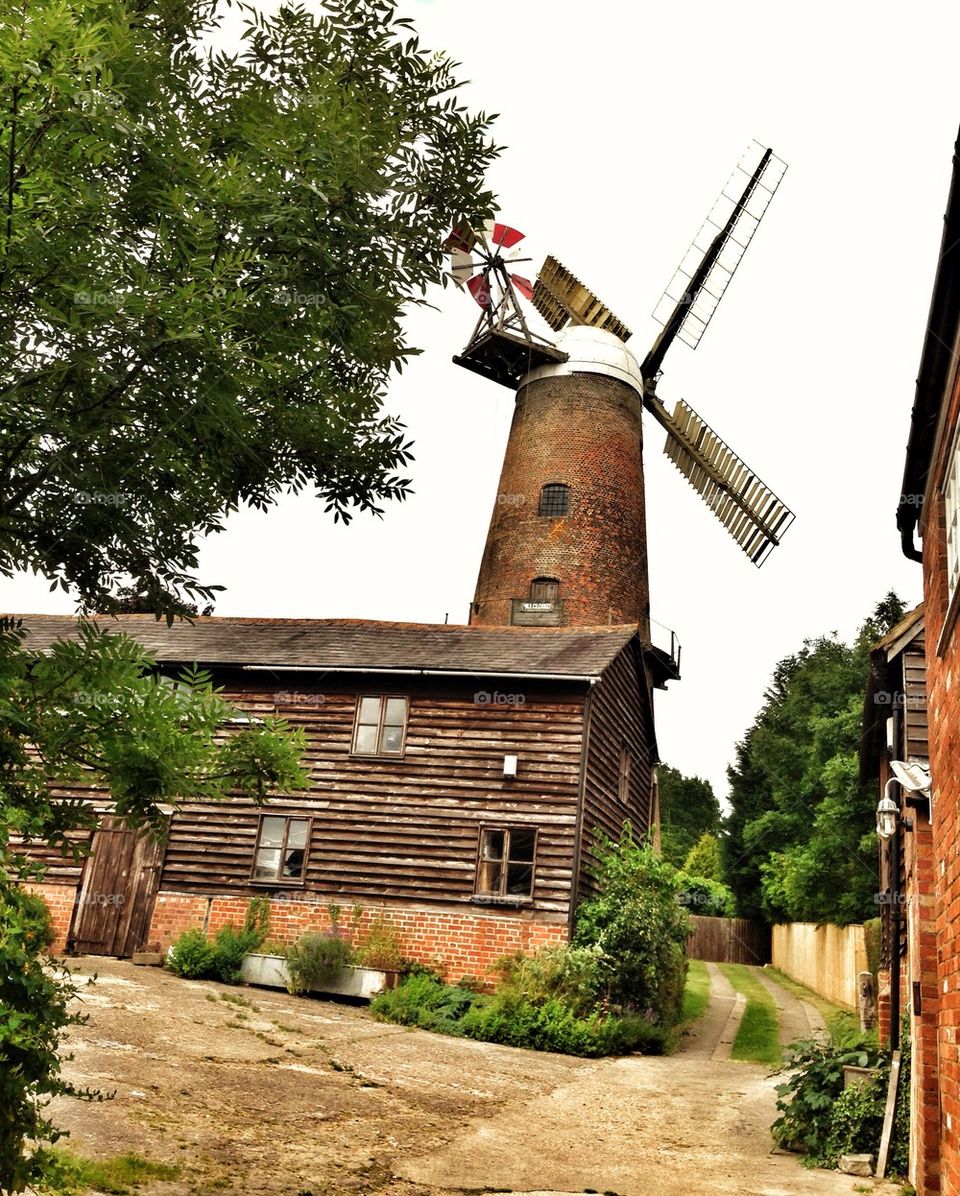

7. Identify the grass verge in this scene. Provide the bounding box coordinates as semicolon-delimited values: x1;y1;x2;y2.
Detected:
681;958;711;1026
718;963;781;1066
39;1150;180;1194
762;966;876;1049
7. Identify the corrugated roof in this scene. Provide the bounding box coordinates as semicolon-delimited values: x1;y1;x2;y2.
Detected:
9;614;638;679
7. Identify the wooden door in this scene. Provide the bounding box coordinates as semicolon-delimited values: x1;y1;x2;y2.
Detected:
70;816;166;957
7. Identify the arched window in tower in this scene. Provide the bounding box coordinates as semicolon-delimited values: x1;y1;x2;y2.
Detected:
538;483;570;518
529;578;560;603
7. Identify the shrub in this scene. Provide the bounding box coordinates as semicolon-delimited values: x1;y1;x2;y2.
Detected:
354;916;404;971
371;972;668;1058
167;898;270;983
770;1034;908;1171
285;932;353;995
495;944;609;1018
167;928;217;979
574;827;690;1024
0;880;91;1193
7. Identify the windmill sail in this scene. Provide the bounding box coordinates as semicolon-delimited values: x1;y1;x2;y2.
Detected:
648;396;794;566
533;255;632;341
647;143;787;370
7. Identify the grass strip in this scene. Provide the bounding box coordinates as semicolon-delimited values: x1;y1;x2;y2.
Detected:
718;963;781;1066
40;1151;180;1195
681;958;711;1026
762;966;874;1048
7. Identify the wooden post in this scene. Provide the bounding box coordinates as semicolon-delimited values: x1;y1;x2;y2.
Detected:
858;970;877;1031
875;1049;901;1178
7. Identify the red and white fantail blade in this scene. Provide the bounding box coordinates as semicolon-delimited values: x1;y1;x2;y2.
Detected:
444;219;477;255
449;249;475;288
489;221;524;251
467;273;492;308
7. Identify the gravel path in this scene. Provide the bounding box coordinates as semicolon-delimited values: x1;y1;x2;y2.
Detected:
49;958;898;1196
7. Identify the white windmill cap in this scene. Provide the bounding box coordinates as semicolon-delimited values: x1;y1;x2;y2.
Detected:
521;325;644;398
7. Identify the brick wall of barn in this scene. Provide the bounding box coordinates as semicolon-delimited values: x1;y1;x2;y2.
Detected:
148;893;567;983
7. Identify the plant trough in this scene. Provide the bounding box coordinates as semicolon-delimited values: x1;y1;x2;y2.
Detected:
240;952;400;1000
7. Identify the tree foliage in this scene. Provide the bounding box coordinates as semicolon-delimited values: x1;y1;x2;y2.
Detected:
682;832;724;882
0;0;498;611
657;764;721;868
723;591;907;924
574;827;690;1026
0;619;308;1189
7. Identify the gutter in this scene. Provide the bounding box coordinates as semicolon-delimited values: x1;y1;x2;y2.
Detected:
240;664;600;684
899;126;960;562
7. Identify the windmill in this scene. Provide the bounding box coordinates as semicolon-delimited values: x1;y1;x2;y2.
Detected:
448;143;793;577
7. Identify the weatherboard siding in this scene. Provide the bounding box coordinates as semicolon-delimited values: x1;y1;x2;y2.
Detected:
577;642;655;900
159;676;587;916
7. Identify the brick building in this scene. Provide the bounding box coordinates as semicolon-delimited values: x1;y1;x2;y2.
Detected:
860;604;938;1192
896;126;960;1194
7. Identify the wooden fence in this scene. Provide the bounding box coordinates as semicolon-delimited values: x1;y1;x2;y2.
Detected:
771;922;866;1010
687;915;771;965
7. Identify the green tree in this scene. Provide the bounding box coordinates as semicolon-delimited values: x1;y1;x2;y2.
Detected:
723;591;907;925
657;764;721;868
682;832;724;882
574;827;690;1026
0;0;497;611
0;619;309;1190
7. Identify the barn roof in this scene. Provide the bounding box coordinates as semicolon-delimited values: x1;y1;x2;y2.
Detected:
10;614;639;680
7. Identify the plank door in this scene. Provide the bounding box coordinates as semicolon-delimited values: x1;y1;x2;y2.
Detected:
70;816;166;957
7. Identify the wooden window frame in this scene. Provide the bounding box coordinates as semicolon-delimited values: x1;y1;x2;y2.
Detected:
350;695;409;758
250;813;312;887
472;825;538;905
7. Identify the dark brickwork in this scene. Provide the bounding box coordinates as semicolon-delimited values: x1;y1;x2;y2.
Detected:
471;370;650;633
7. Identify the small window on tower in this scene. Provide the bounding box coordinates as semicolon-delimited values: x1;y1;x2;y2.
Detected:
529;578;559;602
538;483;570;517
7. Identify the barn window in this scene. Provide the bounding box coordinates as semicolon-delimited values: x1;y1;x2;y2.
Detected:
252;815;310;883
538;483;570;517
529;577;559;602
618;744;632;805
475;827;537;899
352;695;408;756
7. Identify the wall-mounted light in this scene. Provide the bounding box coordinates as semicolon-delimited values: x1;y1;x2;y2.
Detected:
876;787;899;841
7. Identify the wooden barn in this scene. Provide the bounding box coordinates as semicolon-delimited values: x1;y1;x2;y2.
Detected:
17;614;661;978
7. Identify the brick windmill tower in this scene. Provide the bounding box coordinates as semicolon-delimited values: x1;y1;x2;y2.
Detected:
447;144;793;661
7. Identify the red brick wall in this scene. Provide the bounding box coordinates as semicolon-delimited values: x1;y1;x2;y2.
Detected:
149;891;568;983
470;370;650;633
918;363;960;1194
25;882;78;955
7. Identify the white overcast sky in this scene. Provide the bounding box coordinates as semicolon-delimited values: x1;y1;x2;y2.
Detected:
3;0;956;802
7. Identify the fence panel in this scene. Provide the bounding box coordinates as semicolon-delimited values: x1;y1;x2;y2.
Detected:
771;922;866;1010
687;915;771;964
